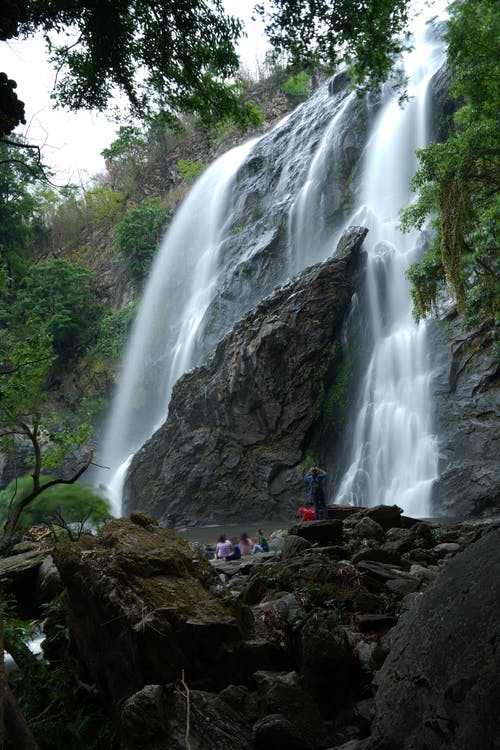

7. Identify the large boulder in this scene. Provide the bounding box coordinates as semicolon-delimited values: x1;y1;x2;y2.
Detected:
53;516;255;711
370;527;500;749
123;227;368;525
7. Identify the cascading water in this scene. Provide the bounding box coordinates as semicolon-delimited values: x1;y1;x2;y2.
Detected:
97;140;257;512
97;2;447;518
334;10;446;516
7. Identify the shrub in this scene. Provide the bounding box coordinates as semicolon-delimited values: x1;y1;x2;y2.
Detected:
281;71;311;100
15;259;100;358
114;198;170;278
0;476;112;539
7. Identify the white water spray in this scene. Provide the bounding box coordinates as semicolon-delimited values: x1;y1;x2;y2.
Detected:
97;141;256;514
334;9;447;515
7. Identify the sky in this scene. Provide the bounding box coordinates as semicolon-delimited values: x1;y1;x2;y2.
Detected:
0;2;268;187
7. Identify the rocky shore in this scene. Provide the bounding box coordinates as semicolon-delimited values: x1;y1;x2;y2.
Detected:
2;505;499;749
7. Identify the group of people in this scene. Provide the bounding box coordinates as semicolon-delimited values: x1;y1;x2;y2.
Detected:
216;466;329;561
216;530;269;560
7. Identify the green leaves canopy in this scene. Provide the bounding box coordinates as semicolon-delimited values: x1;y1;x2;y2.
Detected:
256;0;411;91
16;259;99;357
17;0;259;128
402;0;500;326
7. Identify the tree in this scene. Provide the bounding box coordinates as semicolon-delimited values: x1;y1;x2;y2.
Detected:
0;477;111;540
113;198;170;278
0;137;44;287
402;0;500;327
2;0;261;131
256;0;412;93
0;328;94;555
14;259;100;358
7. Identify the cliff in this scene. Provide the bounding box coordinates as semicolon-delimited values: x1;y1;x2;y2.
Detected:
123;227;368;525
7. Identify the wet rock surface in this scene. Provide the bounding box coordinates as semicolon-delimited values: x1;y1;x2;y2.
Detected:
428;314;499;517
123;227;368;525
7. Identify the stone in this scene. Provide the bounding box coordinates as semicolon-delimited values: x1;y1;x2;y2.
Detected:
258;682;327;748
351;547;402;566
281;534;312;559
36;555;62;602
354;614;398;633
433;542;462;556
288;519;344;545
53;518;255;709
385;577;420;596
252;714;306;750
351;517;385;541
371;528;500;749
356;560;418;582
361;505;404;531
121;684;255;750
294;612;359;710
123;227;368;525
380;526;415;555
427;315;500;518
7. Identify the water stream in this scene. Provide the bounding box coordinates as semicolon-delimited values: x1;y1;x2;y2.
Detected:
334;12;446;516
96;3;447;519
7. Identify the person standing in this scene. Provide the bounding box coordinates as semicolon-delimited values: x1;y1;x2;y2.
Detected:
304;466;329;520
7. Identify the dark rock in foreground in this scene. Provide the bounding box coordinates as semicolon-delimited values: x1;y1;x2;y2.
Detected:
371;527;500;750
123;226;367;525
25;508;500;749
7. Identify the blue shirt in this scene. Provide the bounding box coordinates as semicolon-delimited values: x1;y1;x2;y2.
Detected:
304;471;328;499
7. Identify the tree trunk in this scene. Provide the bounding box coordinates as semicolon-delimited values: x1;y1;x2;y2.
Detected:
4;686;39;750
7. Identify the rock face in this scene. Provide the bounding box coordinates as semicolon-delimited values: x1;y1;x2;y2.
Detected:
371;527;500;750
123;226;368;525
428;314;499;517
53;515;258;710
44;508;500;749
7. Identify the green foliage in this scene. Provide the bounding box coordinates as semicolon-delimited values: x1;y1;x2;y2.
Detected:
0;137;47;286
177;158;207;183
83;186;125;228
114;198;170;278
257;0;411;94
3;596;117;749
92;301;139;357
101;125;146;162
405;238;445;321
0;476;111;538
0;327;96;551
401;0;500;326
14;259;100;358
17;0;259;130
281;71;311;100
0;326;55;429
1;595;39;644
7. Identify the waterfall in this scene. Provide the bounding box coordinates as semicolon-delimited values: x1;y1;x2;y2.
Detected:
334;9;446;516
97;140;257;513
97;3;447;518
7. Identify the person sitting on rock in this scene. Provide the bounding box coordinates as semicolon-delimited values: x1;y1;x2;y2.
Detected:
216;534;232;559
225;539;241;560
257;529;269;552
304;466;329;520
239;532;262;555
